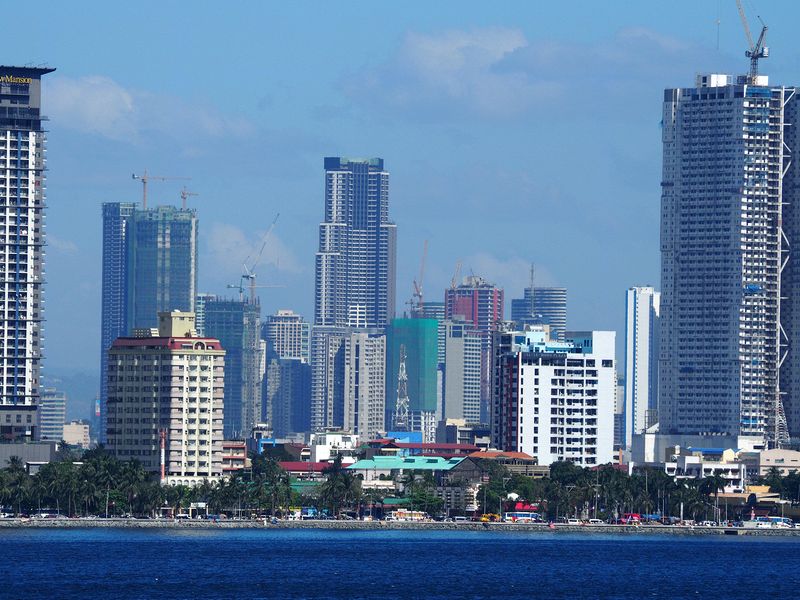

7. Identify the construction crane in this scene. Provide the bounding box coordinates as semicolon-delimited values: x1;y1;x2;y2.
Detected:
131;170;190;209
450;259;462;289
179;187;199;210
736;0;769;82
410;239;428;316
238;213;280;303
226;282;284;303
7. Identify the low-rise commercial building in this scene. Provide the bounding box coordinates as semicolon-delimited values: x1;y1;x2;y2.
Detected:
221;440;250;475
63;421;91;449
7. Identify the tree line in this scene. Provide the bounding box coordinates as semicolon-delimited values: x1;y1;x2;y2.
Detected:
1;448;798;520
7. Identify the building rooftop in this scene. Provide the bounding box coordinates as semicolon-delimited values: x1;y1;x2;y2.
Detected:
347;456;464;471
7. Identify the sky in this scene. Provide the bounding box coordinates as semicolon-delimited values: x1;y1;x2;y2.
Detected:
8;1;800;396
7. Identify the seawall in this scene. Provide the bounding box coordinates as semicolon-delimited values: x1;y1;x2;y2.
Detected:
0;518;797;536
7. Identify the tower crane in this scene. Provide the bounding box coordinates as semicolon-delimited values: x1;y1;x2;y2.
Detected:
410;239;428;317
450;259;462;289
179;187;199;210
238;213;281;303
735;0;769;82
131;170;190;209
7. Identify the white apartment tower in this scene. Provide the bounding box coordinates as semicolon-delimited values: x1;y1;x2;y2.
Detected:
0;67;54;440
343;331;386;440
624;287;660;446
492;328;616;467
264;309;310;361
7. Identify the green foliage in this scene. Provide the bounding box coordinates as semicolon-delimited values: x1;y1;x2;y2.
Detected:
0;448;298;518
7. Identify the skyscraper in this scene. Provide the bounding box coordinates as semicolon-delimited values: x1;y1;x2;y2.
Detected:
343;331;386;439
100;203;197;443
314;157;396;328
203;298;263;439
444;275;504;422
0;66;54;440
100;202;135;443
511;286;567;341
623;287;660;447
311;156;396;432
127;206;198;331
263;309;311;436
659;72;797;445
264;309;310;362
441;319;482;423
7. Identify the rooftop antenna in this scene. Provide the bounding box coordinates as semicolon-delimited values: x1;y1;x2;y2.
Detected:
735;0;769;83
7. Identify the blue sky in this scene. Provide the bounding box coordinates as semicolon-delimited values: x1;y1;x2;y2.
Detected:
8;1;800;381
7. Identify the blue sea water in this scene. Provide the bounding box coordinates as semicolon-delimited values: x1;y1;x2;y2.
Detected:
1;528;799;599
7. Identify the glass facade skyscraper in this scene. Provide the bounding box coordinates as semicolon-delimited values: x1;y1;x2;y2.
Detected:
203;298;263;439
99;202;135;443
127;206;198;331
100;204;198;442
0;66;54;440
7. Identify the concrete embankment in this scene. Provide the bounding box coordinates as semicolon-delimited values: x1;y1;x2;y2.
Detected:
0;518;798;536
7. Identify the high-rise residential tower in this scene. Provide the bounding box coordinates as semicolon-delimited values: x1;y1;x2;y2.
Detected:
659;72;797;445
492;327;616;467
99;202;136;443
106;312;225;485
445;275;504;422
314;157;396;328
311;156;396;431
623;287;660;447
0;67;54;440
262;309;311;436
264;309;310;362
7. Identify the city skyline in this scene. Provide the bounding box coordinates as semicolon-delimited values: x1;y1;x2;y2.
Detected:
14;2;800;382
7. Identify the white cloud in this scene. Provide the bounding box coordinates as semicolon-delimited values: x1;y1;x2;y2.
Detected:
47;76;137;141
45;75;255;143
342;26;726;120
47;233;78;254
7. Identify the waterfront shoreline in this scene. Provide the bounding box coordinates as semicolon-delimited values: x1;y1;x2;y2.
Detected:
1;518;798;536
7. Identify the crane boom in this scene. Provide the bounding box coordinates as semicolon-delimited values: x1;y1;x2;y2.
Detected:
736;0;754;50
411;239;428;315
735;0;769;82
132;170;190;209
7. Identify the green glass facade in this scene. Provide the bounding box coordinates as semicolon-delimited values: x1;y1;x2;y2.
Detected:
385;318;438;414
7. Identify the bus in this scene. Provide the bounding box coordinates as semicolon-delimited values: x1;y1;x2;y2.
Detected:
504;511;542;523
385;510;429;522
